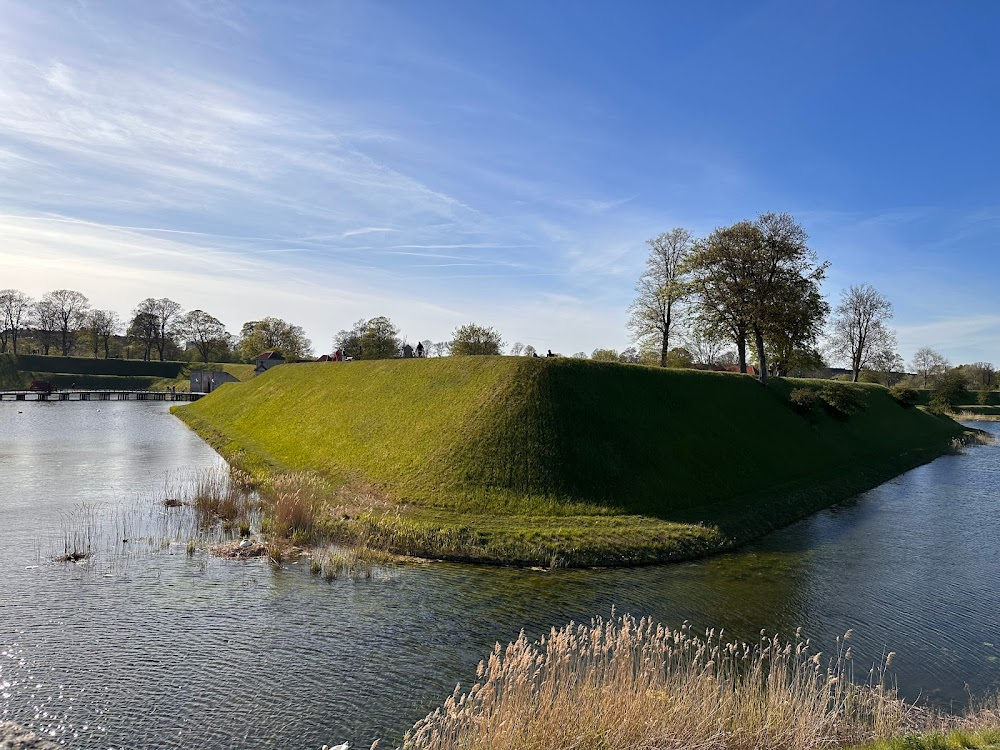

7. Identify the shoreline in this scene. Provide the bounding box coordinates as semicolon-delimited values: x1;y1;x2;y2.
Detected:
176;406;981;568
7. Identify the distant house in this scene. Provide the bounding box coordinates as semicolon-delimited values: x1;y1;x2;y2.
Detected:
191;370;238;394
255;351;286;374
316;354;333;362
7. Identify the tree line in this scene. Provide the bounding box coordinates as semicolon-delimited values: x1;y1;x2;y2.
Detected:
0;288;510;365
0;289;313;364
619;212;995;394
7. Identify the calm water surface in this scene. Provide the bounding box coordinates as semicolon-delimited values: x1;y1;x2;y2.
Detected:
2;401;999;749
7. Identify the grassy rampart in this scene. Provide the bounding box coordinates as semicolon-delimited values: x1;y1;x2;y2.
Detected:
174;357;973;566
0;353;255;391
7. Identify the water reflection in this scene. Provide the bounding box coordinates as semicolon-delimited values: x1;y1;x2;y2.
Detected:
1;403;998;748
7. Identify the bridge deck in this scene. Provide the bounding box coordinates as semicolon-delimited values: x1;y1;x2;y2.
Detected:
0;390;205;402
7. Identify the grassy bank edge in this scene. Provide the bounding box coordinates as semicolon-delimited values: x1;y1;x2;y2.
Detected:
171;405;975;568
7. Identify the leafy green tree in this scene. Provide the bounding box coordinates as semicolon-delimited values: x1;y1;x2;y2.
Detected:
333;319;367;360
238;317;312;361
618;347;640;364
450;323;504;355
591;348;620;362
359;316;401;359
689;214;826;383
628;228;694;367
930;368;968;412
665;347;694;368
177;310;230;363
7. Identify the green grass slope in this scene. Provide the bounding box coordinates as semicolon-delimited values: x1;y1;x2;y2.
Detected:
175;357;971;565
0;354;256;391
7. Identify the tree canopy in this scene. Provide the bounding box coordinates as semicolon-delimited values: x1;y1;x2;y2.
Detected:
450;323;504;356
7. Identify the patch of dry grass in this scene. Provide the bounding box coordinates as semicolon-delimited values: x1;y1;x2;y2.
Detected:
402;614;918;750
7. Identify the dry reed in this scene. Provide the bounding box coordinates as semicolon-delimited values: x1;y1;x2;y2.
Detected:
402;614;918;750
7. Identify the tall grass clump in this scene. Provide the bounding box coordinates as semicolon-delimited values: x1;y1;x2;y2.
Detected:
190;467;256;525
402;614;915;750
262;472;328;539
313;545;396;581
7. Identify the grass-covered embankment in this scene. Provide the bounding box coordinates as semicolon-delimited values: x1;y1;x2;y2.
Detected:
174;357;974;566
0;353;254;391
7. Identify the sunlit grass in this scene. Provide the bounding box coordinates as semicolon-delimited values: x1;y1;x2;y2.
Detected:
175;358;973;565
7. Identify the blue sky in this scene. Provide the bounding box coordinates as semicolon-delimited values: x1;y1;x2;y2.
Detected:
1;0;998;364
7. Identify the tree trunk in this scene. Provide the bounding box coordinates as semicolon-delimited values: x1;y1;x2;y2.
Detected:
737;336;747;374
61;328;69;356
753;324;768;384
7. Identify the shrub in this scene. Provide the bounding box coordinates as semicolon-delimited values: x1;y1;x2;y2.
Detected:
820;382;863;416
789;387;819;414
931;369;968;411
977;388;991;406
889;384;919;407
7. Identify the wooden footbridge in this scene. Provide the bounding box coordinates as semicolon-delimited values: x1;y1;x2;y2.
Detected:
0;390;204;402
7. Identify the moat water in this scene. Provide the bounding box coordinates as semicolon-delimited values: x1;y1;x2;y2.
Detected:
1;401;998;749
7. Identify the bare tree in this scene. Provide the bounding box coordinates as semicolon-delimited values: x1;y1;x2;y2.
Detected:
966;361;996;389
138;298;183;360
0;289;32;353
911;347;949;387
829;284;894;382
509;342;524;356
40;289;90;355
868;333;904;386
628;228;694;367
33;299;59;355
86;310;120;359
431;341;451;357
682;328;729;366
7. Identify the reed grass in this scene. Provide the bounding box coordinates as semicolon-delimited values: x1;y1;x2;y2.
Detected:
311;545;396;580
402;614;921;750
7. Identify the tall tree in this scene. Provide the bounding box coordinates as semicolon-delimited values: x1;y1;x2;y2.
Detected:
133;298;183;360
450;323;504;355
628;228;694;367
41;289;90;356
0;289;32;353
761;272;829;377
86;310;120;359
238;317;312;361
128;309;159;360
689;223;755;373
829;284;895;382
689;215;826;383
333;318;368;360
911;347;949;387
358;316;401;359
33;298;60;356
177;310;229;363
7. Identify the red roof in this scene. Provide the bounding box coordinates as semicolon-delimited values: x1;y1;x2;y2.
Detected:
256;351;284;360
722;363;757;376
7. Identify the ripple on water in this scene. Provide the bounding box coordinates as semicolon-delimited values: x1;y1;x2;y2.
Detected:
2;405;1000;748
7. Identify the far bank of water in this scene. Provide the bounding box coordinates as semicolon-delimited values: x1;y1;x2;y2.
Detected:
1;401;998;749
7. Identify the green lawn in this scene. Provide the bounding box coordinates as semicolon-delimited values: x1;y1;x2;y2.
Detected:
174;357;972;565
